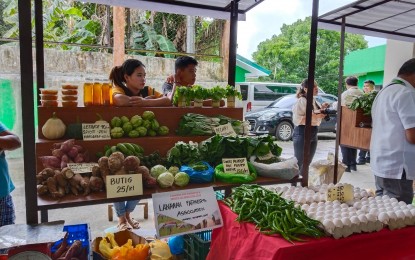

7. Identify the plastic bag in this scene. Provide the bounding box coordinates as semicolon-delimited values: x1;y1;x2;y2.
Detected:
309;152;346;186
180;161;214;183
250;157;299;180
214;162;257;183
168;236;184;255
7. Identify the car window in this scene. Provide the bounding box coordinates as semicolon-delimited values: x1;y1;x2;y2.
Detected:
254;85;297;101
267;95;297;108
317;95;337;104
240;85;248;101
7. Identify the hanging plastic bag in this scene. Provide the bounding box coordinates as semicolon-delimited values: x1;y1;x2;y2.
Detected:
180;161;214;183
214;162;257;183
250;157;299;180
309;152;346;186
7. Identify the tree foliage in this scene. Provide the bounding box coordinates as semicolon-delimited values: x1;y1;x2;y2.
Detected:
252;17;368;95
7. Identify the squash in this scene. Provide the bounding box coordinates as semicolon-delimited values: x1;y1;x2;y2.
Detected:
42;112;66;139
65;116;83;140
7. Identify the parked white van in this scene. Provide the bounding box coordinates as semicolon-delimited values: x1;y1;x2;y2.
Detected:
236;82;325;113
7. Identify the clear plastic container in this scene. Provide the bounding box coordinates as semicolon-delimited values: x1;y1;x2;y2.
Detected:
39;94;58;101
41;100;58;107
39;88;58;95
61;89;78;95
62;84;78;90
61;95;78;101
62;101;78;107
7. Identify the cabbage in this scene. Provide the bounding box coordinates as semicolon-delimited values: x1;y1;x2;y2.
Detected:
168;166;180;176
174;172;190;187
151;165;167;178
157;172;174;188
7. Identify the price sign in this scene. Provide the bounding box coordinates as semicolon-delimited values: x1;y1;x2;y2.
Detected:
214;123;237;137
326;184;354;202
222;158;249;175
82;123;111;140
67;163;98;174
257;151;274;161
106;174;143;198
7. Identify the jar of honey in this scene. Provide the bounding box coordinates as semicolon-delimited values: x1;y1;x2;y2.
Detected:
83;83;93;107
102;83;111;106
93;82;102;106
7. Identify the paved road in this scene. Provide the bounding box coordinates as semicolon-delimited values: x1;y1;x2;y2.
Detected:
7;133;376;239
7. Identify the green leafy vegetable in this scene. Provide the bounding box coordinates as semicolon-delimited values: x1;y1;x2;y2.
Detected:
347;91;378;115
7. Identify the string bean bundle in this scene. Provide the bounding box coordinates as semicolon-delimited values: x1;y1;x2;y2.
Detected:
224;184;325;243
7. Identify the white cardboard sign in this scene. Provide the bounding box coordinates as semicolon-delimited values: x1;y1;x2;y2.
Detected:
214;123;237;136
82;123;111;140
327;184;354;202
152;187;223;238
106;174;143;199
67;163;98;174
222;158;249;174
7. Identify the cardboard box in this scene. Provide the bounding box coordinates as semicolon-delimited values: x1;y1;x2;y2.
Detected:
92;230;146;260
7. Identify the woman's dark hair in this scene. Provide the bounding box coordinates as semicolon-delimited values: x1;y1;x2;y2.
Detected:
296;78;316;98
109;59;145;96
175;56;198;72
398;58;415;76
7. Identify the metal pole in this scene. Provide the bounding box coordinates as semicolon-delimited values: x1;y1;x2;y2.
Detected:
301;0;319;187
19;0;38;224
186;16;196;54
34;0;44;102
334;17;346;184
227;0;238;86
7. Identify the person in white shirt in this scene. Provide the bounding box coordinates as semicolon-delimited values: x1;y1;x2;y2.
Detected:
340;76;364;172
292;79;328;173
371;58;415;204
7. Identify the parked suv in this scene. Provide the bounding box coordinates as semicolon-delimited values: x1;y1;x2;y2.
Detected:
245;94;337;141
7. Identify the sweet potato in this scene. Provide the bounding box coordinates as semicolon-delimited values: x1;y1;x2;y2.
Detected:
52;142;64;149
98;156;110;172
37;184;48;195
123;156;140;172
67;146;79;159
82;151;90;162
61;167;74;179
69;174;83;193
81;176;90;196
55;171;68;188
114;168;127;176
37;168;55;183
47;177;64;198
108;155;123;173
60;139;75;153
74;153;85;163
52;149;65;159
89;176;104;192
61;154;69;169
100;168;110;184
91;165;101;177
40;156;61;169
73;145;84;153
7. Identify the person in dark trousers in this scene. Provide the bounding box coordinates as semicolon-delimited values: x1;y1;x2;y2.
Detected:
292;79;328;173
371;58;415;204
357;80;375;165
341;76;364;172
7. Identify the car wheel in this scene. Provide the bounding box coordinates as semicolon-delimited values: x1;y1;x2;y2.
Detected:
275;121;293;141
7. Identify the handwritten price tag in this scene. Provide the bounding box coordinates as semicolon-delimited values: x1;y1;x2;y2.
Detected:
214;123;237;137
106;174;143;198
82;123;111;140
326;184;354;202
67;163;98;174
222;158;249;175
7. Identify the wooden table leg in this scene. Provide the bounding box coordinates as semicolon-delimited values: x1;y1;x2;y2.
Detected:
40;210;48;223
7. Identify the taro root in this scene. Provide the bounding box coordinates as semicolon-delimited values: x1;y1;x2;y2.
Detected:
123;156;141;172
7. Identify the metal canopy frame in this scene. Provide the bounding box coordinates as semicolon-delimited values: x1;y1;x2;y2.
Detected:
18;0;263;224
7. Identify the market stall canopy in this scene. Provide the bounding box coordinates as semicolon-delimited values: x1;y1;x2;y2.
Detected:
318;0;415;42
82;0;265;20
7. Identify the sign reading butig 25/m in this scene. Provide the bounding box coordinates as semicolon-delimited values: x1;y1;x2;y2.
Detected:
82;123;111;140
106;174;143;198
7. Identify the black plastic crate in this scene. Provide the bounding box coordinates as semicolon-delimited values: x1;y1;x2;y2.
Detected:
183;230;212;260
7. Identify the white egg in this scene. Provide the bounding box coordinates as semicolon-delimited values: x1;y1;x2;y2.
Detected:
317;201;325;207
301;204;309;211
406;204;414;210
382;195;390;200
313;194;320;201
298;197;307;204
395;210;405;219
333;200;341;206
308;212;316;218
333;213;342;219
333;208;341;214
369;208;379;215
378;212;389;223
391;202;399;208
323;219;335;231
358;214;368;223
316;211;325;217
368;197;375;202
398;201;407;207
361;206;369;212
341;212;350;218
341;207;349;213
341;203;349;209
342;217;352;226
390;198;398;203
328;183;335;189
361;197;368;202
385;206;394;212
310;202;318;208
325;205;333;211
366;213;377;222
353;202;362;209
375;196;382;201
361;200;369;206
387;212;397;220
333;218;343;228
403;210;411;218
350;216;359;224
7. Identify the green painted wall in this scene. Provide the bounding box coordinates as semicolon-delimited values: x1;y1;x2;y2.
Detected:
236;66;249;82
357;71;384;88
344;45;386;76
0;79;16;130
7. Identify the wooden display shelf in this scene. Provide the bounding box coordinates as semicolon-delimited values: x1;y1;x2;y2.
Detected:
37;106;243;139
35;135;210;172
37;176;302;211
340;107;371;150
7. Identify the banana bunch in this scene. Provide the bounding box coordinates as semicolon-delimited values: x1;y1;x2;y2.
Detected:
96;143;144;158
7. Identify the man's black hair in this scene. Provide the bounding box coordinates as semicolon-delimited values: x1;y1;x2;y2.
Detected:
175;56;198;72
398;58;415;76
346;76;358;86
364;80;375;85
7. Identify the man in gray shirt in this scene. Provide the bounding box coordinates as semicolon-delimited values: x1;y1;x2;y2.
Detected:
162;56;198;95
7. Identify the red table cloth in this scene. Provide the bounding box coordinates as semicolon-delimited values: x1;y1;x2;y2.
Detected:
207;202;415;260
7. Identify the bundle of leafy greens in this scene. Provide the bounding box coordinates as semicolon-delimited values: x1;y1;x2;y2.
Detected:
347;91;378;115
167;141;201;166
177;113;245;136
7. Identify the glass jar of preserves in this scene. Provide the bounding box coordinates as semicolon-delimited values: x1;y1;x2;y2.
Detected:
102;83;111;106
93;82;102;106
83;83;93;107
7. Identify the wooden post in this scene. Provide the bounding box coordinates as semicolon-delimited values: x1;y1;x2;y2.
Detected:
113;6;125;65
222;20;230;81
